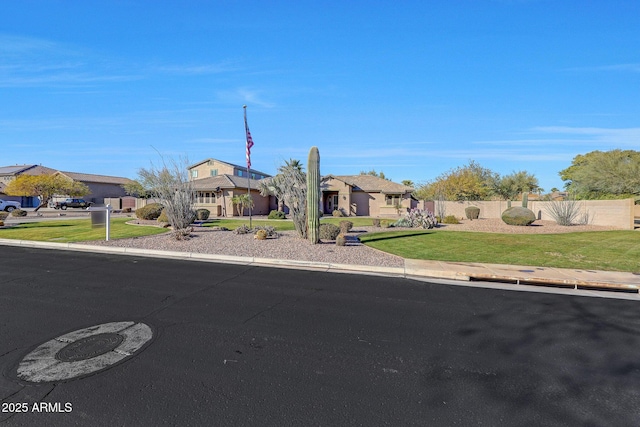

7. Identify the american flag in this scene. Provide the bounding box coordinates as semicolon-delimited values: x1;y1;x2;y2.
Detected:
245;127;254;169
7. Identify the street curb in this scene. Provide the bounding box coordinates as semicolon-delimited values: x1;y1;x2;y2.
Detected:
0;238;635;293
0;238;417;280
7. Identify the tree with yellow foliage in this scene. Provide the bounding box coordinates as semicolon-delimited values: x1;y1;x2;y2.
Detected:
4;174;89;211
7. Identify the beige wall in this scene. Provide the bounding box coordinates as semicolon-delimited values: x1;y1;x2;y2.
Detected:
189;160;236;180
438;199;635;229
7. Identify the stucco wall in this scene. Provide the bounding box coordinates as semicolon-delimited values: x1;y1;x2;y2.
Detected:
439;199;635;230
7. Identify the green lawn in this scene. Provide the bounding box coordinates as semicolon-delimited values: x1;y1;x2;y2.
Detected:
359;230;640;273
0;218;168;243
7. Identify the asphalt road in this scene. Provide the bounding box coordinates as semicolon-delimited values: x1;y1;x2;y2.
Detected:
1;246;640;426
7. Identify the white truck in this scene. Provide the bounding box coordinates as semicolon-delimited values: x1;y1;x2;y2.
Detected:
0;199;21;212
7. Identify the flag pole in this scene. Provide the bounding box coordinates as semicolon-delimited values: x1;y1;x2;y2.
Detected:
243;105;252;229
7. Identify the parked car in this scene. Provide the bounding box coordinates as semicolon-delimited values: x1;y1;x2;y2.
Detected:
0;199;21;212
54;198;93;210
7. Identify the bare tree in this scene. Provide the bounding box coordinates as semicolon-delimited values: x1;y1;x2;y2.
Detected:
258;159;307;238
138;156;195;240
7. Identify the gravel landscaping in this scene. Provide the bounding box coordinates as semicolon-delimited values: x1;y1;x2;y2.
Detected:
78;218;621;268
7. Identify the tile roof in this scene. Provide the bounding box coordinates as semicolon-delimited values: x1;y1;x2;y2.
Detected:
0;165;37;176
57;171;134;185
188;158;271;178
191;174;265;190
326;175;414;193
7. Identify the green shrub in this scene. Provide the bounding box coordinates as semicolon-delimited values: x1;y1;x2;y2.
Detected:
195;209;210;220
332;209;344;217
157;209;169;223
268;210;286;219
501;207;536;226
136;203;164;220
11;209;27;217
336;233;347;246
380;220;391;228
339;220;353;234
442;215;460;224
465;206;480;221
319;223;340;240
0;212;8;220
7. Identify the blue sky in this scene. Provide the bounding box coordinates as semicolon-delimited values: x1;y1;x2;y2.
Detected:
1;0;639;192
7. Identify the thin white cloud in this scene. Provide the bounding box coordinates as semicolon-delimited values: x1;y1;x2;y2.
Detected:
531;126;640;146
567;63;640;73
186;138;241;144
156;60;241;75
0;34;143;87
217;88;276;108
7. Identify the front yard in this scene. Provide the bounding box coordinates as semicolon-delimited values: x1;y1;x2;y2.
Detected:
358;229;640;273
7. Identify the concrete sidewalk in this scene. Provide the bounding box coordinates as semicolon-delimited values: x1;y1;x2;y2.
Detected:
405;259;640;292
1;238;638;294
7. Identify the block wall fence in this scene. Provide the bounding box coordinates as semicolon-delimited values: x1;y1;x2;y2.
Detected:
436;199;635;230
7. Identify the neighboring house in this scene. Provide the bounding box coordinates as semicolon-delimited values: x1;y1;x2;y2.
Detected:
53;171;133;205
321;175;417;217
0;164;58;207
188;159;272;217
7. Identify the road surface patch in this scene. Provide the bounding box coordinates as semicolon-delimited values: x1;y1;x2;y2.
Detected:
16;321;152;383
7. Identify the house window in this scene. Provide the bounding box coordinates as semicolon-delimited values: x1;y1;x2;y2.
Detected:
385;195;401;206
251;173;256;179
210;169;218;177
237;170;244;177
191;170;198;178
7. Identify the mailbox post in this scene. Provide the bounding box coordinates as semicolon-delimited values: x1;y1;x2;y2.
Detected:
88;204;113;241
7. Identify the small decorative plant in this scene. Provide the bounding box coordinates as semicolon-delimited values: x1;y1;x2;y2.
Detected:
254;229;268;240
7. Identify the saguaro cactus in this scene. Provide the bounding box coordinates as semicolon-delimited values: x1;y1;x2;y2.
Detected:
307;146;321;244
522;189;529;208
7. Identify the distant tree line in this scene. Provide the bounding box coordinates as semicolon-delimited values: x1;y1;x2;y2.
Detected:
412;149;640;202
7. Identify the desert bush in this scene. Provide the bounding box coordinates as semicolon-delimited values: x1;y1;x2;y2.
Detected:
319;223;340;240
543;197;591;226
122;207;132;213
172;227;193;240
157;209;169;223
332;209;344;217
254;225;278;238
233;224;251;235
407;208;437;229
268;210;286;219
254;229;268;240
11;209;27;217
0;220;4;227
442;215;460;224
391;217;412;227
372;218;381;227
0;212;8;220
339;220;353;234
465;206;480;221
195;209;210;220
136;203;164;220
336;233;347;246
380;220;391;228
502;206;536;226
